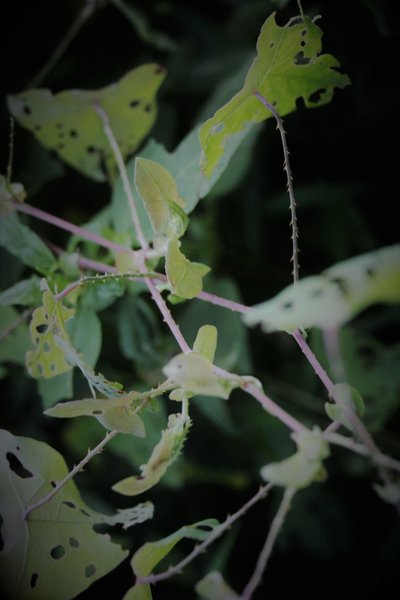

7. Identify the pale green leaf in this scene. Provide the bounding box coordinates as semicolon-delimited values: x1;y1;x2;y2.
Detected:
112;413;191;495
134;157;189;240
196;571;241;600
26;285;75;378
193;325;218;362
45;393;145;436
124;519;219;599
163;351;237;400
8;65;166;182
260;427;330;489
199;13;350;177
38;371;74;409
165;237;210;299
69;304;102;367
244;245;400;333
0;429;129;600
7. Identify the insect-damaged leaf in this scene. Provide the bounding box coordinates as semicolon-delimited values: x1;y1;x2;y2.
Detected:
8;65;166;181
199;13;350;178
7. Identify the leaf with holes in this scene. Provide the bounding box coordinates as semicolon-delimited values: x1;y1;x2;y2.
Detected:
26;283;75;378
134;158;189;242
112;413;191;496
199;13;350;177
124;519;219;599
45;393;145;436
165;237;210;299
7;65;166;182
0;428;134;600
243;245;400;333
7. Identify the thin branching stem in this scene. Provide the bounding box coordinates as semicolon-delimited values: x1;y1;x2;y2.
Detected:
326;433;400;473
138;483;274;585
94;103;149;250
254;91;300;283
24;429;118;520
27;0;98;88
242;487;296;600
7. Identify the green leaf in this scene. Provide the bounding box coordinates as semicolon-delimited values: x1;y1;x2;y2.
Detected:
8;65;166;182
124;519;219;599
0;429;129;600
325;383;365;432
199;13;350;178
260;427;330;489
165;237;210;299
45;393;146;436
0;207;57;274
112;413;191;495
196;572;241;600
193;325;218;362
243;245;400;333
134;157;189;240
0;306;32;365
26;284;75;378
0;275;42;306
69;304;102;368
163;351;237;400
38;371;74;410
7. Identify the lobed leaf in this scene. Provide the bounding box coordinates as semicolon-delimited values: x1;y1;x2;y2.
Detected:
199;13;350;178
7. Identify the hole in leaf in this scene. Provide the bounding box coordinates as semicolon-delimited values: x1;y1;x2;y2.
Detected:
300;40;306;47
6;452;33;478
50;481;57;488
269;42;274;48
85;564;96;578
92;410;104;415
366;266;375;277
30;573;39;588
62;501;76;509
129;99;141;108
50;544;66;560
36;324;48;334
87;146;97;154
301;29;307;36
308;88;326;103
144;104;153;113
43;342;51;353
282;301;293;310
50;364;56;372
294;51;311;65
330;276;349;295
23;105;32;115
80;509;90;517
69;129;78;138
36;364;44;375
69;537;80;548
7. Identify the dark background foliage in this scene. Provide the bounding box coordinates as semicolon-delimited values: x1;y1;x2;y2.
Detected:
1;0;399;598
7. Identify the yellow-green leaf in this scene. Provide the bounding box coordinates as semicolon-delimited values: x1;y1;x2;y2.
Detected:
165;237;210;299
193;325;218;362
8;65;166;181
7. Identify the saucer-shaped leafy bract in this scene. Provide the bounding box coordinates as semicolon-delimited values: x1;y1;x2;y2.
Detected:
8;65;166;181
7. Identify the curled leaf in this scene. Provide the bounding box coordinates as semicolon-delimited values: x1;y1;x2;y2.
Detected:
165;237;210;299
112;413;191;496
